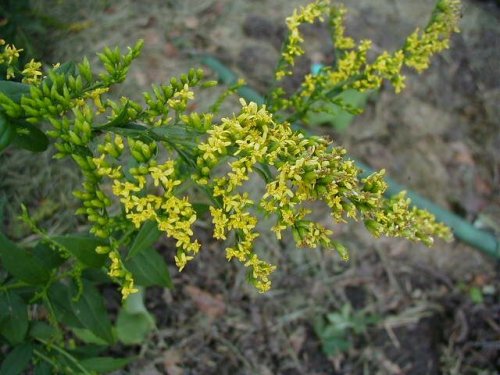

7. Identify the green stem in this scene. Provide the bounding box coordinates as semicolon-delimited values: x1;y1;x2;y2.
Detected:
37;338;93;375
0;280;28;291
34;349;60;371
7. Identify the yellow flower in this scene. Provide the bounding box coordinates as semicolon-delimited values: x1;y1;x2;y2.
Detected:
21;59;43;84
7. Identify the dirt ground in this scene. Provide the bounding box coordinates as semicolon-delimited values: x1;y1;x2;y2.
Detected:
1;0;499;374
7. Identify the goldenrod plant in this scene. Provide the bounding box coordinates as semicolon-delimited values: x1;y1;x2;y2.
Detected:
0;0;460;372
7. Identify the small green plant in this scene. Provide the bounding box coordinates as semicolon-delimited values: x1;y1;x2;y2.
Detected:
314;303;379;356
0;0;460;372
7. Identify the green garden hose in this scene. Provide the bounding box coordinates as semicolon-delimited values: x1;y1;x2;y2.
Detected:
200;55;500;259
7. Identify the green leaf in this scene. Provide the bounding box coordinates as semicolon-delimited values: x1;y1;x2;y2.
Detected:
0;195;6;225
127;220;162;259
80;357;133;373
116;290;155;345
125;247;172;288
33;361;51;375
29;321;58;341
0;114;15;153
469;287;484;304
95;102;130;130
106;123;150;141
192;203;210;216
254;163;273;183
306;89;371;131
33;242;65;271
0;81;31;103
0;232;51;285
0;292;28;345
0;343;33;375
71;280;114;344
51;235;107;268
11;121;49;152
321;335;351;356
67;344;107;358
72;327;109;346
117;310;154;345
53;61;77;77
47;282;84;328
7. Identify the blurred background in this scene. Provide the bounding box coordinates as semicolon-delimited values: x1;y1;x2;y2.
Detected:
1;0;499;373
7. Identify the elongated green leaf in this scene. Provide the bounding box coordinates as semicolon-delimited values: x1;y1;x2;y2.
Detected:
47;282;83;328
33;361;51;375
0;115;15;153
125;247;172;288
0;81;30;103
116;290;155;345
51;235;107;268
0;292;28;345
306;89;372;131
33;242;65;271
0;343;33;375
80;357;133;373
95;102;129;130
192;202;210;216
29;321;58;341
106;123;151;141
33;362;52;375
72;327;109;346
53;61;77;77
67;344;107;359
12;121;49;152
71;280;114;344
127;220;162;260
116;311;155;345
0;232;50;285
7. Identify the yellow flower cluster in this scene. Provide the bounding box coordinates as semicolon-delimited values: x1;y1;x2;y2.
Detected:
166;83;195;113
404;0;461;72
108;247;138;299
0;39;43;82
195;100;451;291
21;59;43;84
273;0;461;116
275;0;330;80
0;39;22;65
0;2;459;298
0;39;22;80
75;133;200;298
196;100;280;291
95;139;200;272
329;5;355;50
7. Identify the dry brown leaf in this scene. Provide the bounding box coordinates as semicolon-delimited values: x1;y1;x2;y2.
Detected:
450;141;475;166
184;16;199;29
138;365;162;375
164;42;179;58
475;175;492;195
163;349;183;375
184;285;226;318
289;326;306;354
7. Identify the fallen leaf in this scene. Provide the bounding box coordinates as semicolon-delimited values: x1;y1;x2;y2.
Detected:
138;365;162;375
475;175;492;195
184;285;226;318
184;16;199;29
289;326;306;354
472;273;489;287
163;349;183;375
164;42;179;58
450;141;475;166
